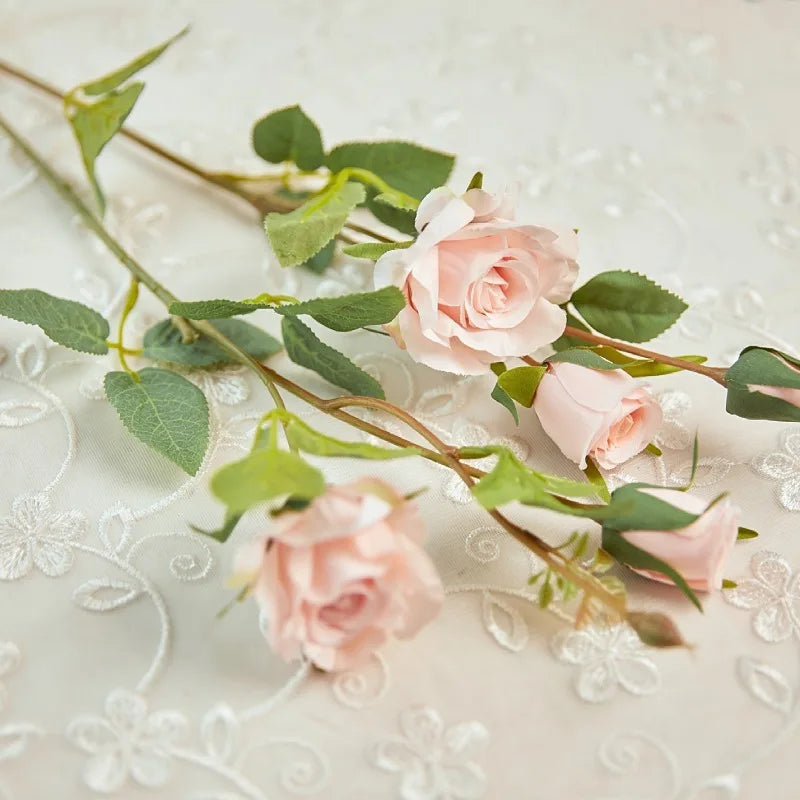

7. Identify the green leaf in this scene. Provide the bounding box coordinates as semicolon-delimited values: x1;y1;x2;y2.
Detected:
168;295;296;320
546;348;631;370
646;442;663;457
265;181;366;267
325;141;455;200
490;383;519;424
497;365;547;406
342;240;413;260
191;512;242;544
79;27;188;95
603;484;702;532
66;83;144;212
588;345;709;378
0;288;109;354
211;449;325;515
368;195;418;236
583;458;611;502
570;270;688;343
602;528;702;610
303;239;336;274
538;579;554;609
466;171;483;190
282;416;419;459
104;367;209;475
275;286;405;332
373;191;418;212
722;579;738;589
142;318;281;367
725;347;800;423
470;448;600;515
281;316;384;398
737;526;759;540
251;105;324;171
551;310;592;351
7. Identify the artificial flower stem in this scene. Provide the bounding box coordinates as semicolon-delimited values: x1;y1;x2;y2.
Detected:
1;112;632;624
116;277;140;379
562;325;728;385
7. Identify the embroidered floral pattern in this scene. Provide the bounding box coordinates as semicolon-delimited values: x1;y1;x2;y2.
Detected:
66;689;186;793
551;624;661;703
752;431;800;512
0;494;86;580
724;551;800;642
373;706;489;800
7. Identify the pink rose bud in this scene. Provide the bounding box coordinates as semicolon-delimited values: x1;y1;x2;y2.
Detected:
374;186;579;375
234;479;443;671
620;489;740;592
532;362;663;469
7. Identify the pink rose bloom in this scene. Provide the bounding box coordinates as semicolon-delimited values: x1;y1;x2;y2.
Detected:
374;186;579;375
234;479;443;671
533;362;663;469
749;352;800;408
621;489;740;592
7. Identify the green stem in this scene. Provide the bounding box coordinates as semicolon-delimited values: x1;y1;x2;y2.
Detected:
116;278;140;378
0;108;630;621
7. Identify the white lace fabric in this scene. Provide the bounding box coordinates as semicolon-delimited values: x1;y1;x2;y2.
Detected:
1;1;800;797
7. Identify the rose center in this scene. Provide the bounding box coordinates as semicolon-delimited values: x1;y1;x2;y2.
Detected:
318;590;369;627
471;267;509;314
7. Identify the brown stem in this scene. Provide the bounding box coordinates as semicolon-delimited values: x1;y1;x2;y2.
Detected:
563;325;728;386
1;84;628;622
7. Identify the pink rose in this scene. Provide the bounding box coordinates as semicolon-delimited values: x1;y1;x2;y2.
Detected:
621;489;740;592
374;186;579;375
234;479;443;671
533;362;663;469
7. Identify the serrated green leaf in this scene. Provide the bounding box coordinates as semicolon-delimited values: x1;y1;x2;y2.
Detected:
281;316;383;397
0;288;109;354
79;27;188;95
368;194;418;236
142;318;281;367
282;416;419;459
490;383;519;424
725;347;800;423
602;528;702;610
265;181;366;267
275;286;405;331
66;82;144;212
570;270;688;343
373;191;418;212
303;239;336;274
251;104;324;171
211;448;325;515
737;527;759;540
168;296;296;320
551;309;592;351
104;367;209;475
583;458;611;502
342;240;414;260
497;365;547;406
325;141;455;200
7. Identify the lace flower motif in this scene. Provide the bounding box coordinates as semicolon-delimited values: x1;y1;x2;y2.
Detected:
551;624;660;703
67;689;186;793
0;494;87;580
373;706;489;800
752;431;800;512
725;551;800;642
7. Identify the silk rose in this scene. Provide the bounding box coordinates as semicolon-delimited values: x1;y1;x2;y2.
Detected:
374;186;579;375
620;489;740;592
234;479;443;671
533;362;663;469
